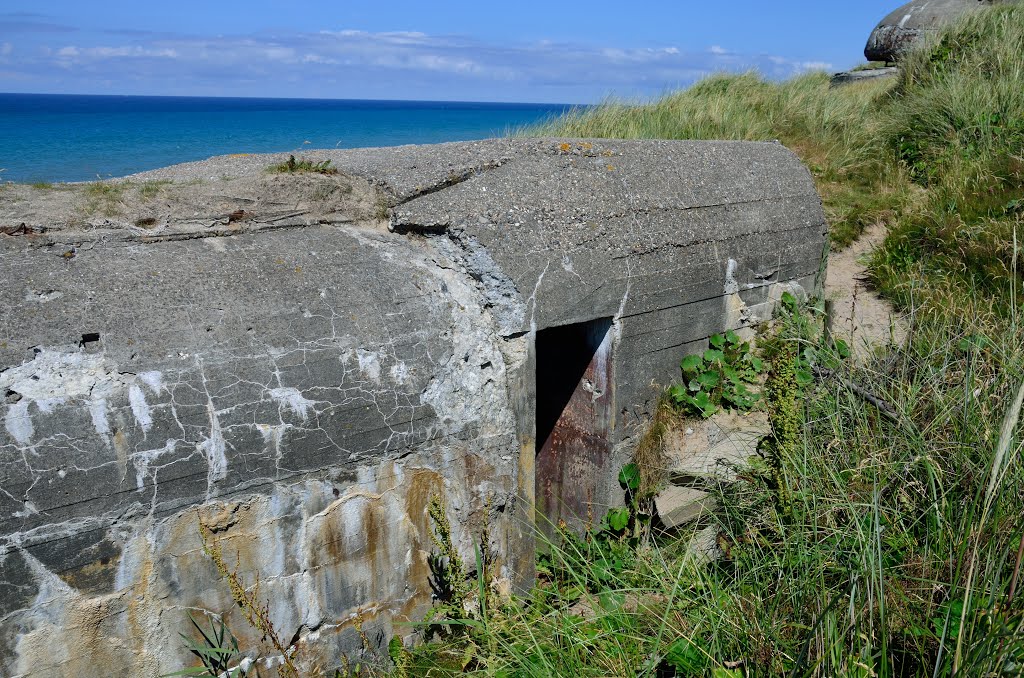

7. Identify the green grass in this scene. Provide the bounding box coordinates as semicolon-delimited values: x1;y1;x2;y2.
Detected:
83;181;129;216
402;5;1024;677
139;179;172;200
268;154;338;175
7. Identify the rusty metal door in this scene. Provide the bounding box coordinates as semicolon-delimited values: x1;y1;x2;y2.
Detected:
536;318;613;536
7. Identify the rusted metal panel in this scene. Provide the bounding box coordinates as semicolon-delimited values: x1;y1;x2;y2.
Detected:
536;319;613;536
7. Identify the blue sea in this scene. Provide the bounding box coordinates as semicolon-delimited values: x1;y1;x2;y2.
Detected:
0;93;574;183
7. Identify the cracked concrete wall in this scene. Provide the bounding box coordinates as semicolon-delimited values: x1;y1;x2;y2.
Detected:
0;138;825;676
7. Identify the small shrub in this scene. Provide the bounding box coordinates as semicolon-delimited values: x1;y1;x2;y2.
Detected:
269;155;338;175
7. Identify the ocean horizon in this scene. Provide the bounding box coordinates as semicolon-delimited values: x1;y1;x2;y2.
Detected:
0;93;575;183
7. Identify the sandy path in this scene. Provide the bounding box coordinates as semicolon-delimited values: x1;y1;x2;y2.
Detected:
824;223;907;361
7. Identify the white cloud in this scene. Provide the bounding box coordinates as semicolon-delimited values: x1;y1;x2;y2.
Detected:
6;26;839;101
55;44;178;60
797;61;834;72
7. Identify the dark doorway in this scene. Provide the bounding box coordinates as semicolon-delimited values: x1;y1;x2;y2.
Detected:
535;318;613;537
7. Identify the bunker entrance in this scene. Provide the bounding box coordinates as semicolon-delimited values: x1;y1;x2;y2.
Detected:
536;317;613;537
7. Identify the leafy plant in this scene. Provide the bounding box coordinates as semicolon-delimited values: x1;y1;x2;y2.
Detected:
269;155;338;175
669;330;763;418
426;492;471;619
165;614;252;678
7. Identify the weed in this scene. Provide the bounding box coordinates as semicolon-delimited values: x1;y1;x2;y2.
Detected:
139;179;172;200
198;518;299;678
83;181;128;216
164;614;252;678
30;181;53;190
426;492;470;621
269;155;338;175
669;330;763;418
630;395;674;498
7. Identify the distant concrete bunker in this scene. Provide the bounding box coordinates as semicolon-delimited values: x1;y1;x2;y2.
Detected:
0;138;826;675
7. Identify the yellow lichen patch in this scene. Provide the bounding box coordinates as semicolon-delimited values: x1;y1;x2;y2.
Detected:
558;142;572;152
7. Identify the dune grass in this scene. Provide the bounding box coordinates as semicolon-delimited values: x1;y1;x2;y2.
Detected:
402;5;1024;677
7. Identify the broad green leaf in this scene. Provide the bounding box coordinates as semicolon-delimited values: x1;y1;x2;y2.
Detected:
697;371;721;388
665;637;709;673
680;354;703;373
598;591;626;611
606;507;630;532
709;333;726;348
796;368;815;387
704;349;725;363
618;463;641;491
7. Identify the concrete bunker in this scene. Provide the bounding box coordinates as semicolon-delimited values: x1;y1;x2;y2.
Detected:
0;137;827;676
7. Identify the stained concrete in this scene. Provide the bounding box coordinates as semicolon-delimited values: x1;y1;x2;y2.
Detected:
865;0;1017;62
0;138;826;676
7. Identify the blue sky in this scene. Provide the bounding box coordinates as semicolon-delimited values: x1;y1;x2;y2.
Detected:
0;1;898;103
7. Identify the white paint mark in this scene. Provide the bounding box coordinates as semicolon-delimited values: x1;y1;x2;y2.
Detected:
724;258;740;294
128;384;153;433
138;371;164;394
269;387;315;420
614;259;633;322
132;439;177;490
199;402;228;490
88;398;111;436
526;260;551;336
12;501;38;518
389;361;409;385
355;349;382;383
560;254;575;273
4;400;33;444
33;398;65;413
